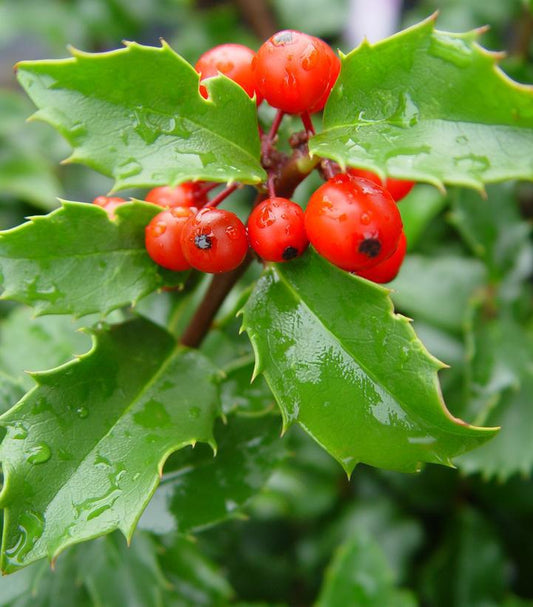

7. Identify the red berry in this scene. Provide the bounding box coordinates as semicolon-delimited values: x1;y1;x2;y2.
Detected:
304;174;403;272
145;183;207;209
247;197;309;262
356;231;407;283
195;43;262;104
93;196;127;219
347;168;415;202
180;207;248;273
253;30;340;115
145;207;195;272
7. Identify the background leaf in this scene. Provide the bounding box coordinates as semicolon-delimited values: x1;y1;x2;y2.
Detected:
311;16;533;189
390;255;487;333
316;532;418;607
0;201;185;318
16;42;266;191
455;308;533;480
0;318;221;572
242;250;497;474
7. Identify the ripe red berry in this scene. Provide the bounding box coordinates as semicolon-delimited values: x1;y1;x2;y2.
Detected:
253;30;340;115
355;231;407;283
93;196;127;218
304;174;403;272
347;168;415;202
247;197;309;262
180;207;248;273
195;43;262;104
145;207;195;272
145;183;208;209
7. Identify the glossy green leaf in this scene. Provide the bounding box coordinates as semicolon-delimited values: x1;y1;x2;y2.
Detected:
456;308;533;480
316;533;417;607
16;42;266;191
311;16;533;190
0;201;185;317
241;250;497;474
0;318;221;573
140;414;285;534
390;255;487;333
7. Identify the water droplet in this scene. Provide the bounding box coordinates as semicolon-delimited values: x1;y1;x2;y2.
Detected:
218;60;234;72
12;422;28;440
26;281;62;304
188;406;201;419
58;448;73;461
133;399;171;428
73;481;122;521
360;212;371;225
388;92;420;128
199;151;217;167
454;154;490;174
429;33;473;67
26;442;51;465
117;159;142;179
76;406;88;419
225;225;241;240
153;221;167;236
302;47;319;71
5;510;45;565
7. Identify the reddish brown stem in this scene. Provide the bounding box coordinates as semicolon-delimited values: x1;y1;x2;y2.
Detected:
179;253;253;348
205;183;239;208
300;111;315;136
179;128;320;348
196;182;221;198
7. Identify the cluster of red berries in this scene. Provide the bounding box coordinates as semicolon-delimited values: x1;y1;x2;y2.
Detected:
94;169;410;283
94;30;414;283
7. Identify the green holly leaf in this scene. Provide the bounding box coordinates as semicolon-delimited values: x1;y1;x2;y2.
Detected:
311;15;533;190
140;414;286;534
0;201;185;318
0;318;221;573
16;42;266;191
316;533;417;607
456;308;533;480
241;250;497;474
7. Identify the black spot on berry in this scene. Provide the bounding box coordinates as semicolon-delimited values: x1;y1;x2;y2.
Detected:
358;238;381;258
273;31;294;46
195;234;212;250
282;246;298;260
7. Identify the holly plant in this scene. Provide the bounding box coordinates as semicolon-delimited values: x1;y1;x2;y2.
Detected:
0;13;532;580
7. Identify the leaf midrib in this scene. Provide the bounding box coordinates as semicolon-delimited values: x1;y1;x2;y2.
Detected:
271;263;473;438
